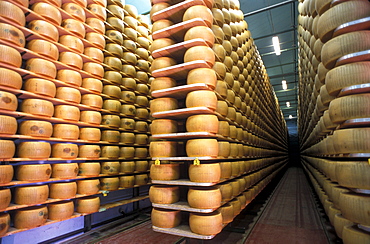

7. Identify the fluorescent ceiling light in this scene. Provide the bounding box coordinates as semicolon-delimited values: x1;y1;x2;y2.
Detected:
282;80;287;90
286;102;290;107
289;115;293;119
272;36;281;56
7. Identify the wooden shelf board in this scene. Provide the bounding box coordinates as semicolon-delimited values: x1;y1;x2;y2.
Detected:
152;201;217;213
153;225;216;240
338;83;370;97
151;83;214;99
336;50;370;67
151;106;215;119
333;17;370;37
152;60;212;79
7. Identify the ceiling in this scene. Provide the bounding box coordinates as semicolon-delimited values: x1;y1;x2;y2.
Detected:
130;0;299;136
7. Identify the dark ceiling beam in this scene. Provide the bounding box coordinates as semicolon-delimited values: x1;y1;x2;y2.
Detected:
243;0;296;17
266;61;296;69
268;72;297;79
253;28;295;41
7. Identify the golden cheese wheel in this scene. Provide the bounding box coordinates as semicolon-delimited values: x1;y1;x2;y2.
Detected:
329;94;370;123
51;143;78;159
59;52;83;69
187;68;217;88
61;19;85;38
105;29;123;45
119;175;135;188
27;39;58;60
184;46;215;66
186;139;218;157
17;141;51;159
150;2;170;21
135;174;149;185
149;185;180;204
332;128;370;154
25;58;56;80
107;16;124;32
152;19;173;33
23;78;56;98
78;145;101;158
120;91;136;103
80;111;102;125
137;36;150;50
333;214;353;239
218;141;230;157
59;35;84;53
135;134;149;146
0;23;25;48
183;5;213;27
81;94;103;109
186;90;217;110
21;99;54;117
119;118;135;130
19;120;52;138
48;200;74;220
150;164;180;181
0;67;22;89
122;52;137;65
77;179;100;194
54;105;80;121
76;196;100;213
81;78;103;92
120;161;135;173
55;87;81;104
339;192;370;226
119;146;135;158
53;124;79;140
100;177;119;190
83;46;104;62
0;91;17;111
13;205;48;229
100;161;120;175
150;38;175;53
0;165;13;184
57;69;82;87
101;130;120;143
0;188;11;210
149;141;177;158
49;182;77;199
31;2;62;25
16;164;51;181
151;208;181;228
102;99;121;112
135;160;149;172
120;104;136;117
189;211;222;235
52;163;79;179
0;1;25;26
151;119;178;135
219;203;234;224
135;147;148;158
150;57;177;73
150;97;178;113
28;19;59;42
85;32;106;49
189;163;221;183
188;187;221;209
186;114;218;133
14;184;49;205
79;128;101;142
119;132;135;144
343;225;370;244
220;161;232;179
101;145;120;158
184;26;215;47
83;62;104;78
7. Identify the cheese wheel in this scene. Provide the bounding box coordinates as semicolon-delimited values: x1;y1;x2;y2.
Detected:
79;128;101;142
186;139;218;157
101;145;120;158
336;161;370;190
80;111;102;125
326;62;370;96
100;177;119;190
58;35;84;53
53;124;79;140
119;146;135;158
0;68;22;89
81;94;103;109
0;23;25;48
321;31;370;69
51;143;78;159
219;162;232;179
135;147;148;158
135;174;149;186
0;92;16;113
0;212;9;236
151;208;181;228
0;1;25;26
31;2;62;25
150;97;178;114
100;161;120;175
88;3;106;20
17;141;51;159
102;115;120;128
102;85;120;100
339;192;370;226
78;145;101;158
186;114;219;133
183;5;213;27
149;185;179;204
119;175;134;188
120;161;135;173
120;91;136;103
77;179;100;194
121;65;136;78
81;78;103;92
149;141;177;158
184;46;215;66
52;163;79;179
332;128;370;154
48;200;74;220
134;133;148;145
0;165;13;184
136;108;149;119
103;99;121;112
49;182;77;199
135;160;149;172
59;52;83;69
189;163;221;183
333;214;353;239
121;52;136;65
62;3;86;21
187;68;217;88
150;164;180;181
188;187;221;209
54;105;80;121
0;189;11;210
120;104;136;117
342;225;370;244
150;119;178;135
150;57;176;73
14;184;49;205
219;203;234;224
317;1;370;43
76;196;100;213
23;78;57;98
150;38;175;53
27;39;58;60
119;132;135;144
16;164;51;181
83;62;104;78
78;162;100;176
25;58;57;79
61;19;85;38
14;205;48;229
28;20;59;42
21;99;54;117
186;90;217;110
85;32;106;49
55;87;81;104
104;56;122;71
152;19;173;32
137;37;150;50
329;94;370;123
57;69;83;87
0;115;17;135
104;71;122;85
189;211;222;235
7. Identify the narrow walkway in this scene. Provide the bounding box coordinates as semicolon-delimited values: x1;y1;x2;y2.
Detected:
244;167;328;244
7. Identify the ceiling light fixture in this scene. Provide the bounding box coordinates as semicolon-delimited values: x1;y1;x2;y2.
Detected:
289;115;293;119
286;102;290;107
272;36;281;56
282;80;287;90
